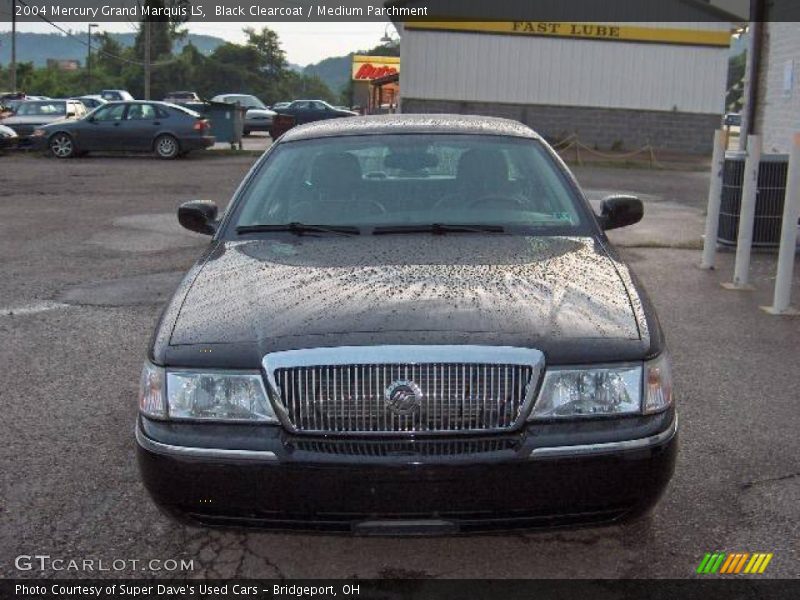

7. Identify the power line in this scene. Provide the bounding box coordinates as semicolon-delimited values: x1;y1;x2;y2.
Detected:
15;0;180;67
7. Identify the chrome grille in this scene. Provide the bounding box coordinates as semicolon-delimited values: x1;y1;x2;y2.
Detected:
264;346;544;435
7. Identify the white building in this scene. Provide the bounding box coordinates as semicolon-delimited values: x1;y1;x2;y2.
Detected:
391;1;738;153
746;21;800;154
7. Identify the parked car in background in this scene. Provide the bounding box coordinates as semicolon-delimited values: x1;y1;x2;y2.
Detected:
2;99;87;144
33;101;214;159
0;123;18;150
100;89;134;102
269;99;356;138
211;93;276;135
723;113;741;128
137;115;676;533
71;95;107;110
164;91;201;104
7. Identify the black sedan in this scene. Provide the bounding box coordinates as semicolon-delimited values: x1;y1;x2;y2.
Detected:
137;115;676;534
269;99;356;138
33;101;215;159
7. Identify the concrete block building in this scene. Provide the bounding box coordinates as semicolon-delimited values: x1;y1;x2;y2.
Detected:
390;1;740;154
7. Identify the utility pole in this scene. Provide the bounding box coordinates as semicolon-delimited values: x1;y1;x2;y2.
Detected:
143;18;151;99
87;23;98;92
10;0;17;91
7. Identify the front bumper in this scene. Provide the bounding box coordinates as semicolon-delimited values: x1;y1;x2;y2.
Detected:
0;136;18;150
136;412;677;534
244;119;272;131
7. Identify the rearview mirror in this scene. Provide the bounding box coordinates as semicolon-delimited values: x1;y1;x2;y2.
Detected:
178;200;218;235
599;195;643;230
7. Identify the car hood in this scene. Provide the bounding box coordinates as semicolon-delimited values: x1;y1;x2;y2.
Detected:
170;235;645;348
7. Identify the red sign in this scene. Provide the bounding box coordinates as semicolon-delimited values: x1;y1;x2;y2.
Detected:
354;64;399;81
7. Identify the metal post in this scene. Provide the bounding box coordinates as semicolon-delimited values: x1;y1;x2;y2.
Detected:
10;0;17;91
143;19;151;100
723;134;761;290
762;133;800;315
87;24;97;92
700;130;726;269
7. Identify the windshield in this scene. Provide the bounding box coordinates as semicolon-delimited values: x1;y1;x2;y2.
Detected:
229;95;265;109
234;134;585;233
15;101;66;116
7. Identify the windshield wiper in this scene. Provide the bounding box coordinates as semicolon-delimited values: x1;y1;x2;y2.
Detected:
236;223;360;236
372;223;506;235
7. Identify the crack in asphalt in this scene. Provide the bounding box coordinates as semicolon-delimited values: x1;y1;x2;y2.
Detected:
741;471;800;490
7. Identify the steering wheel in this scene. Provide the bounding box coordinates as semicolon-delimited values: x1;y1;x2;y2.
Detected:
360;199;387;214
467;195;526;210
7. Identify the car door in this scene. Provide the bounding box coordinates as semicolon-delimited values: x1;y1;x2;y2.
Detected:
311;101;335;121
82;103;128;150
290;101;314;124
123;103;163;150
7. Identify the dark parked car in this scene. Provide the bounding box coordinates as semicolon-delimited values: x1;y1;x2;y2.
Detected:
137;115;676;534
34;101;214;159
70;95;107;110
0;123;18;150
2;99;87;144
723;112;741;127
269;99;356;138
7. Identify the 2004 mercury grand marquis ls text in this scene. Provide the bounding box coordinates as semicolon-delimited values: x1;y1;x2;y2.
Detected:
136;115;676;534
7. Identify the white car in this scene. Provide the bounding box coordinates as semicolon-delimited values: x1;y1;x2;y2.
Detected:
211;93;276;135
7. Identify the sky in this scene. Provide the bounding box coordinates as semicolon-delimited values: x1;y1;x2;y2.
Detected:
5;21;392;66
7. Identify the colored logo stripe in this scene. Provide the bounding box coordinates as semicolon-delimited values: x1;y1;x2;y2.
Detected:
744;553;773;574
697;552;773;574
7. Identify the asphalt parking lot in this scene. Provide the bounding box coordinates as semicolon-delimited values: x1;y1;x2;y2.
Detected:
1;153;798;579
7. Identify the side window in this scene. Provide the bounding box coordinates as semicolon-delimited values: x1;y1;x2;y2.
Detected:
312;102;328;111
127;104;157;120
93;104;127;122
293;101;311;111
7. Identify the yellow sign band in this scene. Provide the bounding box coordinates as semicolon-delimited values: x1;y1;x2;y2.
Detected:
405;21;731;48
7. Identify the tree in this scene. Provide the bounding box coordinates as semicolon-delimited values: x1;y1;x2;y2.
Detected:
726;51;747;111
243;27;287;78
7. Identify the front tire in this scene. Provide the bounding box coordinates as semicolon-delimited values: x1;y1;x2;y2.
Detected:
154;134;179;160
49;133;75;159
243;128;251;136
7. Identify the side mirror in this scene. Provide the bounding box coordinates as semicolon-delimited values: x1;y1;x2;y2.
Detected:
178;200;218;235
599;195;643;230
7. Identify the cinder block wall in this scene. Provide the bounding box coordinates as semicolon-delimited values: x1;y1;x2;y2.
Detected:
754;22;800;155
401;98;719;155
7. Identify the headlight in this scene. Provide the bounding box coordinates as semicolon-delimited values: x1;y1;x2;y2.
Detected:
166;370;277;422
138;362;279;422
529;364;642;419
32;129;46;137
529;354;674;419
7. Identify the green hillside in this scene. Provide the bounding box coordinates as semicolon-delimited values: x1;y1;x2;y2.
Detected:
0;31;225;68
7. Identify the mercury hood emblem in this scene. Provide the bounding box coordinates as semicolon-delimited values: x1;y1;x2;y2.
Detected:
384;380;423;415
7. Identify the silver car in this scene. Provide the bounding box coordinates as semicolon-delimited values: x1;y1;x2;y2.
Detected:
2;99;87;143
211;93;276;136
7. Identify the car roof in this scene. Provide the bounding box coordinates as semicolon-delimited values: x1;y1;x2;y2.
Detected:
103;100;172;106
280;114;541;142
